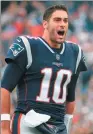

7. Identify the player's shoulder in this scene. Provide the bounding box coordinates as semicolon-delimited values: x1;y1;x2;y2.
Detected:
5;35;38;68
25;35;40;45
65;40;81;54
65;40;79;49
15;35;39;46
11;35;40;54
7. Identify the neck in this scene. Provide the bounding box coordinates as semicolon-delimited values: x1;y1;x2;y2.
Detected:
42;31;61;49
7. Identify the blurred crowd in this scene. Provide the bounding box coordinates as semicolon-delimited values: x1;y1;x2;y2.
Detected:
1;1;93;134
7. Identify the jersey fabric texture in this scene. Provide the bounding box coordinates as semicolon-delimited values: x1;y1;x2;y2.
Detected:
1;35;87;133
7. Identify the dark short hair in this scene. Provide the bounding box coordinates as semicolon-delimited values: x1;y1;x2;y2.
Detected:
43;5;68;21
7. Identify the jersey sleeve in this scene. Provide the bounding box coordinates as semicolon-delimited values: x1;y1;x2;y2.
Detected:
66;45;87;102
1;63;24;92
77;50;87;73
5;36;32;71
75;45;87;74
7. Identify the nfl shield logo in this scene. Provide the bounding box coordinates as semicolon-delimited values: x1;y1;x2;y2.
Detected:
56;54;60;60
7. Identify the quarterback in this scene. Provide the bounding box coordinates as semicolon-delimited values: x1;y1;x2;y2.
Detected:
1;4;87;134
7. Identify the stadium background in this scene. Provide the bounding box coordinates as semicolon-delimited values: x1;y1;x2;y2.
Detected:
1;1;93;134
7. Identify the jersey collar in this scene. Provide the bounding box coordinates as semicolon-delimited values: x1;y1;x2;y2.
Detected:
38;37;65;54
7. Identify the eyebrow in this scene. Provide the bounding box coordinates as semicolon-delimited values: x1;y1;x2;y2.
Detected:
53;17;68;20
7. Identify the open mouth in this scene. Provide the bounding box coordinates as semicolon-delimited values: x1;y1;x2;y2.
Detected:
57;30;65;36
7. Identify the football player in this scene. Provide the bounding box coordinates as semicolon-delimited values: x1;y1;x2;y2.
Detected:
1;4;87;134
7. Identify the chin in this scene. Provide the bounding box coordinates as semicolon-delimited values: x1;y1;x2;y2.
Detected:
57;39;64;44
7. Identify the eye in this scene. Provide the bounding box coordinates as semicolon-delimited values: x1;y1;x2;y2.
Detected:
63;19;68;23
54;18;61;22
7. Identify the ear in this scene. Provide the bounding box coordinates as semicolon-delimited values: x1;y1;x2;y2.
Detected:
43;20;48;29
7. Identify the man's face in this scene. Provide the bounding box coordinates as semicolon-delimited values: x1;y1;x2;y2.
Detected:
43;10;68;44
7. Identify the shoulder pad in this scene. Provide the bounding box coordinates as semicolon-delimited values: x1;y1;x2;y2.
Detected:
6;36;32;69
